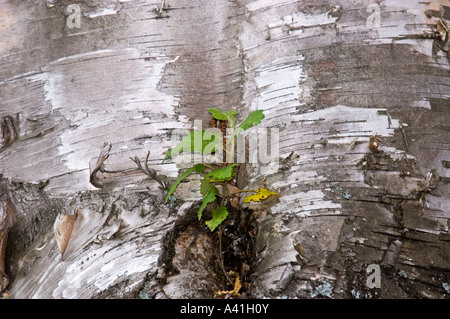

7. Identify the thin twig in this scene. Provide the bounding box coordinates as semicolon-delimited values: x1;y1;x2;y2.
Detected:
216;248;233;286
131;151;167;190
218;225;223;264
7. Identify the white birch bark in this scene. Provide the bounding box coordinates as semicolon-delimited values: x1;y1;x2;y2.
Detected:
0;0;449;299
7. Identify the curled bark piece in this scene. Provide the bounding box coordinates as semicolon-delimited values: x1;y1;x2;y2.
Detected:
369;134;382;151
90;142;112;188
381;239;403;267
0;115;20;153
54;208;80;260
276;263;295;292
436;19;448;42
102;211;129;241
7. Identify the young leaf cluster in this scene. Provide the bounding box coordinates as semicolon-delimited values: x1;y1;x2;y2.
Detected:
163;108;270;232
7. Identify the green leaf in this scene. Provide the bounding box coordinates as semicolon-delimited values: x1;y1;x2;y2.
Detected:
198;179;220;220
208;108;237;120
226;110;238;117
193;163;206;173
205;164;239;182
163;130;221;163
200;178;212;196
233;110;265;138
209;108;228;121
208;108;236;128
205;206;228;232
165;164;205;203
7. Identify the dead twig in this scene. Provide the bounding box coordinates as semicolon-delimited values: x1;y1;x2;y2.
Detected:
131;151;167;190
215;249;234;286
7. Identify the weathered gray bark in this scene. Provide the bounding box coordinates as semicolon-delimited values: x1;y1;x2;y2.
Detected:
0;0;449;299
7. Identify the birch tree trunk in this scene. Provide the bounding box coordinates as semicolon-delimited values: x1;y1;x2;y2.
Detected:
0;0;449;299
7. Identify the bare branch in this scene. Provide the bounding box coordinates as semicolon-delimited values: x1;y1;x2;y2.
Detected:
131;151;167;190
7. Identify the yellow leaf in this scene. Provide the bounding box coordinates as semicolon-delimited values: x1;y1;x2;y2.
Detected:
233;275;242;294
214;275;242;298
243;188;280;203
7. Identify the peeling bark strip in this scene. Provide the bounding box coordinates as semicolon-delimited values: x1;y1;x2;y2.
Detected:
0;0;449;299
0;179;17;293
0;206;10;292
9;189;173;299
53;209;79;260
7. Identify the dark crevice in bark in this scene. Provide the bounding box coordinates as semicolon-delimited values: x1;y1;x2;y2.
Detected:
154;199;258;299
